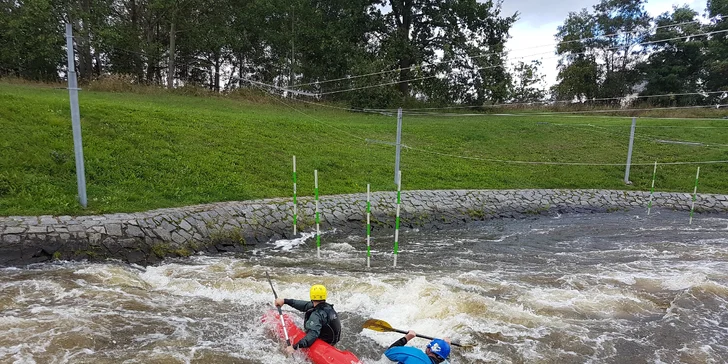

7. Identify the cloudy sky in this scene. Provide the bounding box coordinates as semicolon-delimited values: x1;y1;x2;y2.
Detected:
499;0;707;87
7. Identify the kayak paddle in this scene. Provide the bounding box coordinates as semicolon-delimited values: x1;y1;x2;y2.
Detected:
362;319;471;348
266;271;291;347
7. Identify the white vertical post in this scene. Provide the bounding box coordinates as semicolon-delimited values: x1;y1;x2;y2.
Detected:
293;156;297;235
366;184;371;268
624;117;636;185
394;108;402;186
393;170;401;268
647;161;657;215
315;170;320;258
689;167;700;225
65;23;88;208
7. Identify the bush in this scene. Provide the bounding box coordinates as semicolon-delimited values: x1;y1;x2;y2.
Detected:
171;84;216;97
87;74;159;93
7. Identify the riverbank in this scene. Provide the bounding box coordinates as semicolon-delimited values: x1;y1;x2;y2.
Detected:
1;189;726;267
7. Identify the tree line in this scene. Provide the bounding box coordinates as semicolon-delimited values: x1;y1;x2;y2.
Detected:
1;0;727;108
555;0;728;107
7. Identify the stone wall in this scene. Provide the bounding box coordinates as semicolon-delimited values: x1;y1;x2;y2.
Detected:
1;189;727;266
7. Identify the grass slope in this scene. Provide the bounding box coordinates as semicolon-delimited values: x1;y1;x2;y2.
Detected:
2;82;728;216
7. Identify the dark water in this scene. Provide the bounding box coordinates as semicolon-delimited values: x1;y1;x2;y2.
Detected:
1;210;727;363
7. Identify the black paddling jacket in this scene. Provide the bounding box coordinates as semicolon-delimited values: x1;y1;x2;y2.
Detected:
284;299;342;349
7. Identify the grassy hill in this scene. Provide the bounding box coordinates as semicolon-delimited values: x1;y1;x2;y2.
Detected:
2;81;728;216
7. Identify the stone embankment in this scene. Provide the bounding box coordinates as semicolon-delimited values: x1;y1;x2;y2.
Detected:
2;189;726;266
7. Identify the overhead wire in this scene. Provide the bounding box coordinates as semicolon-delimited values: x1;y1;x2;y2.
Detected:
402;144;728;166
247;79;728;167
229;16;728;167
62;13;728;169
243;77;728;122
289;16;719;89
283;28;728;97
392;104;728;117
245;82;370;143
368;91;728;112
548;122;728;149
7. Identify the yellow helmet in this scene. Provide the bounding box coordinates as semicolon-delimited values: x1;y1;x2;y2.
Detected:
310;285;327;301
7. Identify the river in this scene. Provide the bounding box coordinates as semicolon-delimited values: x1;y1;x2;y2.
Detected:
1;210;727;363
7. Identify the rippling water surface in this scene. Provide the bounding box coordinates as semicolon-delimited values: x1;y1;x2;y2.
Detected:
2;210;728;363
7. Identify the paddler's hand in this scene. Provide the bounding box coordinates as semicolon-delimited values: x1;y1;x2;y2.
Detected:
405;330;416;342
284;345;296;355
275;298;285;307
443;336;451;344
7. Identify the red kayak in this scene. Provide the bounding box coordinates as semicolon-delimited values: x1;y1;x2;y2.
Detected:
263;310;363;364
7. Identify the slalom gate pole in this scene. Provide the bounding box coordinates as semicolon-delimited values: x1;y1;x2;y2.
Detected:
647;161;657;215
366;184;371;268
689;167;700;225
393;171;401;268
293;156;297;235
315;170;320;257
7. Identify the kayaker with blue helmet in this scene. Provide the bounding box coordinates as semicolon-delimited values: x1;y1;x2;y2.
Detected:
274;284;342;355
384;330;451;364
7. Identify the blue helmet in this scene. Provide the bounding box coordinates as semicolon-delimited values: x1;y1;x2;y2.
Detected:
426;338;451;359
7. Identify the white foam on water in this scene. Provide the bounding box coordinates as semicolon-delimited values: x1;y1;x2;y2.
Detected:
661;272;708;291
519;286;659;319
74;265;153;290
0;345;35;364
272;232;315;251
139;263;274;304
530;227;556;235
638;225;679;232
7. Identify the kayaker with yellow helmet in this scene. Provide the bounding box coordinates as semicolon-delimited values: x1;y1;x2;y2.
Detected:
274;284;342;355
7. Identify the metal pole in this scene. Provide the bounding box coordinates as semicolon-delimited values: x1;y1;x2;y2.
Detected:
394;108;402;186
624;117;636;185
65;23;88;208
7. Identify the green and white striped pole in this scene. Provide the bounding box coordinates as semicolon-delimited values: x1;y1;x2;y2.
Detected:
689;167;700;225
293;156;297;235
315;169;321;258
366;183;371;268
647;161;657;215
393;171;401;268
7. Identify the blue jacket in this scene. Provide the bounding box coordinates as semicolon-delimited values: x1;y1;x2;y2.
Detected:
384;346;434;364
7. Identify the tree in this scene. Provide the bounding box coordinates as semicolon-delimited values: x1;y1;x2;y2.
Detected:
592;0;651;99
0;0;65;81
704;0;728;102
554;0;650;102
637;6;704;106
554;9;600;101
510;60;546;103
62;0;114;82
371;0;516;104
289;0;377;96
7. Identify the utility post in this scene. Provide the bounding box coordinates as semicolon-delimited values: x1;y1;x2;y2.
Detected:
624;117;636;185
65;23;88;208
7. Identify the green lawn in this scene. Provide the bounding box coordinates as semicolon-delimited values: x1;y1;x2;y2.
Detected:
2;82;728;216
